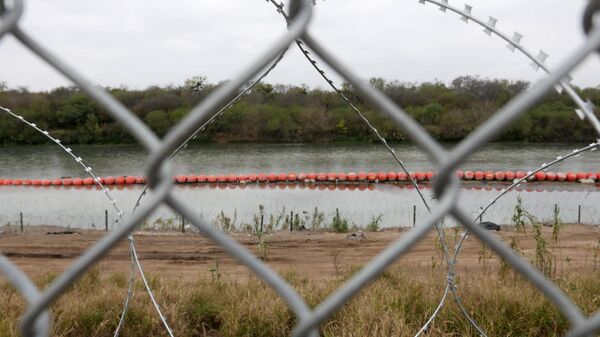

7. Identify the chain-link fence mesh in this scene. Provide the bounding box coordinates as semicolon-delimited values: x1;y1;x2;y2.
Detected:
2;0;600;336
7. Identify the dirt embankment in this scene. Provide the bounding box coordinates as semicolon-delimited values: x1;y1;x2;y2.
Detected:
0;224;599;281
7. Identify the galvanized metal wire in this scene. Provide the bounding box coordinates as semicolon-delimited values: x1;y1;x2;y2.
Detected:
0;105;173;337
1;0;600;336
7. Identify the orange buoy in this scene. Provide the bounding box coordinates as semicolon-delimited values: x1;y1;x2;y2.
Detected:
494;171;505;181
72;178;83;186
425;171;434;181
556;172;567;181
577;172;587;180
474;171;484;180
386;172;397;181
397;172;407;181
3;179;12;185
266;173;276;182
377;172;387;181
217;175;227;183
464;170;474;180
23;179;31;185
62;178;73;186
51;179;62;186
82;177;93;185
534;172;546;181
484;171;494;181
257;173;267;182
207;175;218;183
317;173;327;181
337;172;347;181
455;170;464;179
327;172;337;181
357;172;367;181
347;172;357;181
566;172;577;182
124;176;135;184
306;173;317;180
238;174;248;182
415;172;426;181
248;174;258;182
587;172;597;180
287;173;297;181
277;173;287;182
505;171;515;181
41;179;51;186
228;174;238;183
12;179;22;185
545;172;557;181
298;173;307;181
515;171;527;180
197;175;207;183
114;176;125;185
367;172;377;182
136;176;145;184
104;176;115;185
32;179;41;186
175;175;186;184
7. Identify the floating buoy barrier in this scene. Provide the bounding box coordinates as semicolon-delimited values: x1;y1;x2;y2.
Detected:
2;169;600;187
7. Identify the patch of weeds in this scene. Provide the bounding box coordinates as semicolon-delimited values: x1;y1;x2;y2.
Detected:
310;206;325;229
331;208;349;233
186;299;223;333
108;272;127;288
366;214;383;232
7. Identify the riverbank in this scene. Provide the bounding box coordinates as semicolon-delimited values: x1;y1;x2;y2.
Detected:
1;224;599;279
1;224;599;336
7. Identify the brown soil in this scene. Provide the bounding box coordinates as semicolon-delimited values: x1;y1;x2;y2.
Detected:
0;224;599;281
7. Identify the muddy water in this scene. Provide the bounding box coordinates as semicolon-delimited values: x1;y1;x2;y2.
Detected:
0;143;599;229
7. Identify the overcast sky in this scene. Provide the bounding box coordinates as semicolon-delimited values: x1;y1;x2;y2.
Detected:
1;0;599;91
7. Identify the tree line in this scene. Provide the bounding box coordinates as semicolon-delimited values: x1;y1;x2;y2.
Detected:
0;75;599;145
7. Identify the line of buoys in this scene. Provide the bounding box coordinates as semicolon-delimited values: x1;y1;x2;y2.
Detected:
2;181;593;193
1;170;599;187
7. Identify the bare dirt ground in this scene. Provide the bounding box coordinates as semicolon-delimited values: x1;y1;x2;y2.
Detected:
0;224;599;282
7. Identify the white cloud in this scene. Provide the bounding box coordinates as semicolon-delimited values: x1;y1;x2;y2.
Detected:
1;0;599;91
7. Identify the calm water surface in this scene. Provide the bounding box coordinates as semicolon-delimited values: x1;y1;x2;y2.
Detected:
0;143;599;229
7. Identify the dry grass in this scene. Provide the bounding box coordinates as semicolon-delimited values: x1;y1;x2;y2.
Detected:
2;265;600;337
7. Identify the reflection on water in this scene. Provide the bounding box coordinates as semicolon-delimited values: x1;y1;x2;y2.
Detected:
1;143;599;229
1;182;599;229
0;143;599;179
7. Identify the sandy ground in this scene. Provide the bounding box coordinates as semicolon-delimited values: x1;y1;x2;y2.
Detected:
0;224;599;282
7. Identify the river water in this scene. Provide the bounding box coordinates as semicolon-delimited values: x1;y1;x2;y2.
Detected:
0;143;599;229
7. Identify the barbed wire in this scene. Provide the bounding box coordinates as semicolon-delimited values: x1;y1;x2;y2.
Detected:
0;106;173;336
265;2;468;334
417;2;600;335
0;0;600;336
421;0;600;133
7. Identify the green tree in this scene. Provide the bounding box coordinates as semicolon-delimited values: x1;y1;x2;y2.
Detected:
78;113;102;143
145;110;170;136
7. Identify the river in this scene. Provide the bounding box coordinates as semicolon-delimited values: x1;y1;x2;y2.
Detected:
0;143;599;229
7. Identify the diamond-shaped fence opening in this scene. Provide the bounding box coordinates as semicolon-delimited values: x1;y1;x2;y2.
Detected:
1;0;600;336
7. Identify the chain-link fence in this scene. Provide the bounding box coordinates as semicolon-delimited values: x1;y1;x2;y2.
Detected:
2;0;600;336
